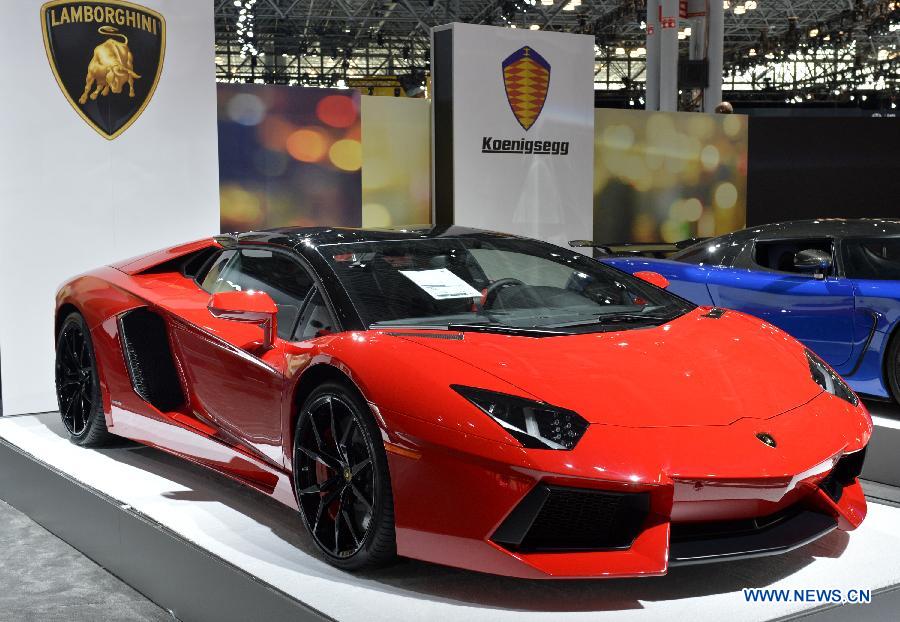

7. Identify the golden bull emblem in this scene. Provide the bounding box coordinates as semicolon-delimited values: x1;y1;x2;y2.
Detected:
78;26;141;105
41;0;166;140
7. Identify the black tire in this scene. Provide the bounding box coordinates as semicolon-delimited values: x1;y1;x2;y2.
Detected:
55;312;113;446
293;380;396;570
886;330;900;405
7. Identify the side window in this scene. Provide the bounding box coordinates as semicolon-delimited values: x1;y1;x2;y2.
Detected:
200;250;236;292
208;248;314;340
843;238;900;280
294;290;336;341
752;238;833;274
673;238;744;267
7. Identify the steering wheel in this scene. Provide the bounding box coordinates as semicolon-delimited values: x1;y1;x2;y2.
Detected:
482;278;526;309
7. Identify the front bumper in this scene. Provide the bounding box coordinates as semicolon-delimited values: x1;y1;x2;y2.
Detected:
383;392;871;579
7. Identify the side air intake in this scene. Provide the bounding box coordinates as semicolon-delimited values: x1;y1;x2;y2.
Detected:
492;484;650;552
119;308;185;412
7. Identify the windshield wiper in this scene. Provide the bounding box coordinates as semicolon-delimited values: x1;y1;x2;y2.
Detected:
446;323;568;337
546;314;673;329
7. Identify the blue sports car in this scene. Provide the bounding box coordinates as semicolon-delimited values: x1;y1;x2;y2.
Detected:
602;219;900;402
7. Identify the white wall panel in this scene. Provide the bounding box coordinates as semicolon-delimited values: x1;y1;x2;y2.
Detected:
0;0;219;415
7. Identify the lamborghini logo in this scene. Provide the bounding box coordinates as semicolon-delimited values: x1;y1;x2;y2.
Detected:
501;46;550;131
41;0;166;140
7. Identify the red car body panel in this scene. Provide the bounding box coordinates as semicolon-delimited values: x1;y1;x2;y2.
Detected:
54;232;873;579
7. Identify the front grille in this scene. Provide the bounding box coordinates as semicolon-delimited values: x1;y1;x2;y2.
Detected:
819;447;867;502
492;485;650;552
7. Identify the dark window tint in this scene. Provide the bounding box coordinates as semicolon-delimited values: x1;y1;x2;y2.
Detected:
671;238;744;266
207;248;314;340
843;238;900;280
294;290;336;341
753;238;832;274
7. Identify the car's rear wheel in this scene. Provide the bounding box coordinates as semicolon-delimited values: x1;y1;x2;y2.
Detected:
55;312;112;446
293;381;396;570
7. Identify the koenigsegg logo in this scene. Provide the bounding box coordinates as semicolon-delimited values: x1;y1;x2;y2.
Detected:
756;432;777;448
481;45;569;157
41;0;166;140
502;46;550;131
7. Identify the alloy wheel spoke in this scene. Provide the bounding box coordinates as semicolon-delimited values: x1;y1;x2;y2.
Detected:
341;507;361;549
348;482;373;515
298;474;340;495
312;487;342;535
298;445;341;470
350;458;371;478
333;488;346;554
328;397;346;463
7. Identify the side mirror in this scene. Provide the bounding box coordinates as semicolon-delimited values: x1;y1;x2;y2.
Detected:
633;271;670;289
208;290;277;349
794;249;832;279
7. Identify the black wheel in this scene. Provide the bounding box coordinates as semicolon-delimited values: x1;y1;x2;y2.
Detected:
886;330;900;405
293;381;396;570
55;312;112;446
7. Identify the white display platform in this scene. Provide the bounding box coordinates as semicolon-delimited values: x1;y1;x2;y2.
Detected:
2;412;900;622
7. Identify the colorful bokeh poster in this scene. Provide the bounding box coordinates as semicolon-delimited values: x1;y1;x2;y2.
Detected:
593;109;748;245
218;84;362;232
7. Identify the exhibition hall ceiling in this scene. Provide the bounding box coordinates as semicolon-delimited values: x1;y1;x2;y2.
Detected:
214;0;899;99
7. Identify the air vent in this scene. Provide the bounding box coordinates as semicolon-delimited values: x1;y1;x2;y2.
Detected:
385;331;464;340
702;307;727;318
119;308;185;412
492;484;650;552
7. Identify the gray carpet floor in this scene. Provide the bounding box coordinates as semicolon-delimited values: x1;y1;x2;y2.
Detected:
0;499;172;622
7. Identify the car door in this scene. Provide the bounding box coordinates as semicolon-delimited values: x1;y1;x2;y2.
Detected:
706;237;856;367
169;246;315;466
839;237;900;374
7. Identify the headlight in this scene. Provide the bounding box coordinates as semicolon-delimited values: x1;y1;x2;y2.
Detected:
806;349;858;406
451;385;588;450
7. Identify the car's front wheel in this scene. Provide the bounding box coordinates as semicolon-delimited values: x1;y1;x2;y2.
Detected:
55;311;113;446
293;380;396;570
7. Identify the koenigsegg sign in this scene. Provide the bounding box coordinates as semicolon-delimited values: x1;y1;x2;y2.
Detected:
40;0;166;140
431;23;594;248
481;45;570;156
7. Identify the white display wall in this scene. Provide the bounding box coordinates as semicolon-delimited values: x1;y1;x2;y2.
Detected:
431;23;595;250
0;0;220;415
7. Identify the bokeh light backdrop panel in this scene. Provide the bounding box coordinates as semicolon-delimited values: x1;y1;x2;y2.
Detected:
361;96;432;228
217;84;362;232
593;109;748;245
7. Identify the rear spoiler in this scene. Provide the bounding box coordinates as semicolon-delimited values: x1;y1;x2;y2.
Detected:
569;238;709;258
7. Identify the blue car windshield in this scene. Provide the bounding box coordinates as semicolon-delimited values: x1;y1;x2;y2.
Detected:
319;236;695;332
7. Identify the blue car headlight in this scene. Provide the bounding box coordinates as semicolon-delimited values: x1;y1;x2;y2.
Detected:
451;385;588;450
806;349;858;406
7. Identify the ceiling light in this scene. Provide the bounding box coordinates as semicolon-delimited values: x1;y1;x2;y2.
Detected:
745;0;757;9
734;4;746;15
530;24;540;30
809;27;819;37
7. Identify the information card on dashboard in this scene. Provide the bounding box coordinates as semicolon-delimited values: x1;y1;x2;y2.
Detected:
399;269;482;300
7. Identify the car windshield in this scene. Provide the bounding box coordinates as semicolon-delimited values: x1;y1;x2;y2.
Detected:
319;236;694;334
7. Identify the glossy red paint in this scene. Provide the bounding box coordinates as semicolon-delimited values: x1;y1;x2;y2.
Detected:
54;237;873;579
633;270;670;289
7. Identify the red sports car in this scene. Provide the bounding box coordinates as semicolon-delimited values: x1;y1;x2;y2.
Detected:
54;226;871;579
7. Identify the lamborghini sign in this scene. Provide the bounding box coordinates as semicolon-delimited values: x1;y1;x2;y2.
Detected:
40;0;166;140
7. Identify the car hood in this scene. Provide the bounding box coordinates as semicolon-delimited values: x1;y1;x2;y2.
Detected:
387;308;823;427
